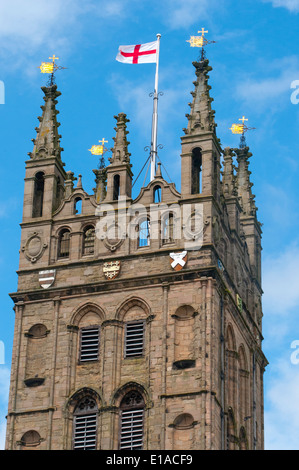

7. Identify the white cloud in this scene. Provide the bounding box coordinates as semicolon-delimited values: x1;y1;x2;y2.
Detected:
0;0;129;66
162;0;225;29
0;0;81;48
265;358;299;449
236;56;299;111
264;0;299;12
263;242;299;316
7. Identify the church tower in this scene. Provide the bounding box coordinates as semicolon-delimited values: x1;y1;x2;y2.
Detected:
6;56;267;450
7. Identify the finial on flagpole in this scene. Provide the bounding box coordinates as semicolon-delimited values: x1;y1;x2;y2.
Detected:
187;28;216;61
229;116;256;148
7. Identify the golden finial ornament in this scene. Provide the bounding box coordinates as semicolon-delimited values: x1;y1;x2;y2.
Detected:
38;54;66;86
88;139;108;156
229;116;256;148
187;28;216;60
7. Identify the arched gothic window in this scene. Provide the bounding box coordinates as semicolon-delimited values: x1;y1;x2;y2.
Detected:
138;219;150;247
32;172;45;218
191;148;202;194
153;185;161;203
83;226;95;255
119;390;145;450
73;396;98;450
113;174;120;201
74;197;82;215
162;212;174;243
79;325;100;362
58;229;71;258
124;320;145;358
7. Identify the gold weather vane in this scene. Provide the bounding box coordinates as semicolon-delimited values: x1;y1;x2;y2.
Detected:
230;116;256;148
38;54;66;86
88;139;108;156
187;28;216;61
89;139;109;169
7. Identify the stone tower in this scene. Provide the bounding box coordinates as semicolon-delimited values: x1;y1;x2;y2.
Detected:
6;58;267;450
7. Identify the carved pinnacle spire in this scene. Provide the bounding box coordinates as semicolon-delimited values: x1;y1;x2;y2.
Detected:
28;84;64;161
183;59;217;136
108;112;131;166
93;168;107;204
155;162;162;178
222;147;237;198
235;146;257;216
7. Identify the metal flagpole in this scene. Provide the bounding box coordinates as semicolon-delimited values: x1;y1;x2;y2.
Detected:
150;33;161;181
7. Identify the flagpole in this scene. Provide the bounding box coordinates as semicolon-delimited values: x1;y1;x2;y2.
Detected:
150;33;161;181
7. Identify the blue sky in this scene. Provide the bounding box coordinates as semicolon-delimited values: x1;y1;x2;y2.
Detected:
0;0;299;450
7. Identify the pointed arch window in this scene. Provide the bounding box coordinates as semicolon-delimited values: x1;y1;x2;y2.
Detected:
162;212;174;244
74;197;82;215
191;148;202;194
119;391;145;450
32;172;45;218
79;326;100;362
58;229;71;258
138;218;150;247
113;174;120;201
73;396;98;450
153;185;161;203
83;226;95;255
124;320;145;358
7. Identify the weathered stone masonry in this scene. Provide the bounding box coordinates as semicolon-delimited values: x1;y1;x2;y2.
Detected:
6;58;267;450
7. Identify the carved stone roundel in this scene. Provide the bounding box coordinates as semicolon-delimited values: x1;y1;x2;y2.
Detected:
22;232;48;263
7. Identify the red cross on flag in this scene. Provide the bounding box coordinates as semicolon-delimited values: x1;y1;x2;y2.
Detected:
116;41;158;64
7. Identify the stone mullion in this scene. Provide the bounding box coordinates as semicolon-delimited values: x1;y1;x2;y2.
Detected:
50;234;57;264
42;175;55;219
69;231;80;262
66;324;79;400
101;319;123;449
98;406;118;449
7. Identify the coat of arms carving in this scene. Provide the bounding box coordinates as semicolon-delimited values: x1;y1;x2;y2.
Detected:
169;251;188;271
39;269;56;289
103;260;121;280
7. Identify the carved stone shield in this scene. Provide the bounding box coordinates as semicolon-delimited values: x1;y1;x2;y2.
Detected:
39;269;56;289
169;251;188;271
103;261;121;280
